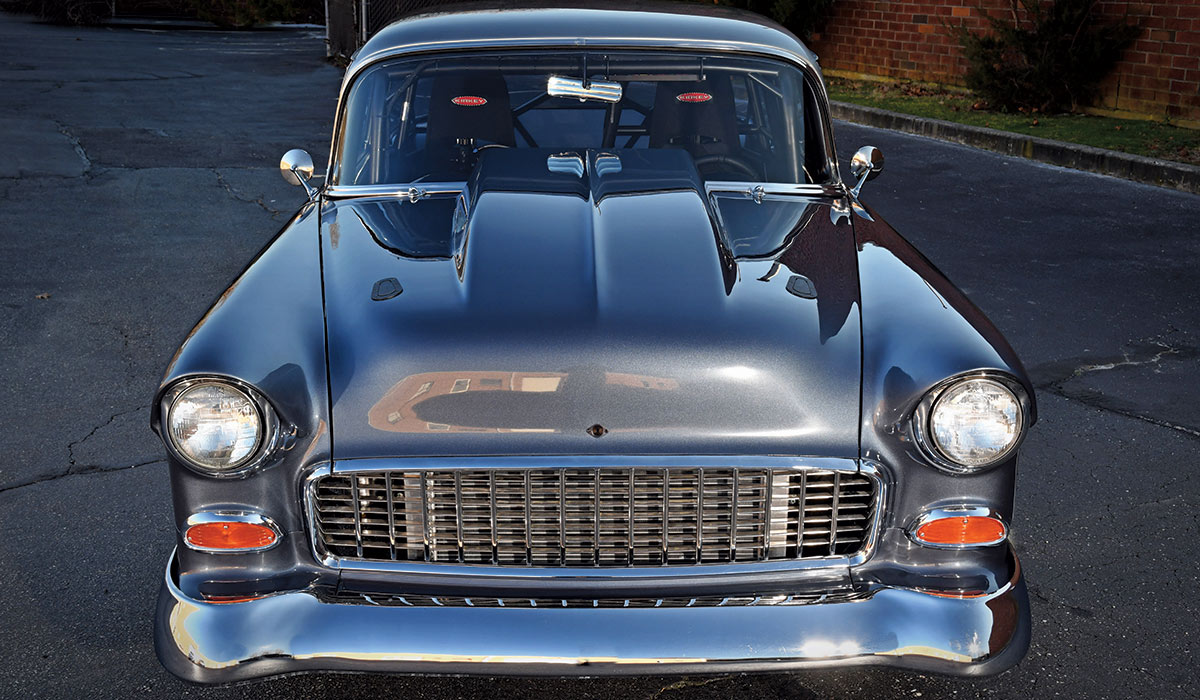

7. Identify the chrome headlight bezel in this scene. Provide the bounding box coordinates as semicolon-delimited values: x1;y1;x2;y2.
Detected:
160;377;282;478
912;373;1030;474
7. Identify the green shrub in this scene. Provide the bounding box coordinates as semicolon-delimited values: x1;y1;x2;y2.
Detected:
955;0;1140;114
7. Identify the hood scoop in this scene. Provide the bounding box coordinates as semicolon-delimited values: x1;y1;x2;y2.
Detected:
454;148;731;318
463;147;706;203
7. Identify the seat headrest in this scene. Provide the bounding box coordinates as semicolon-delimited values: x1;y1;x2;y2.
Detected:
427;72;516;149
649;76;739;158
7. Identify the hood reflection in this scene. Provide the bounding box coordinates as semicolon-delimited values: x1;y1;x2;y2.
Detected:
367;370;679;434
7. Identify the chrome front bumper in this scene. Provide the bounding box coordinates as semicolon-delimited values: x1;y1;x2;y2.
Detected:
155;550;1030;684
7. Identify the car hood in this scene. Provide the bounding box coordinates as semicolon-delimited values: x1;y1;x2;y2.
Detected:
319;168;861;459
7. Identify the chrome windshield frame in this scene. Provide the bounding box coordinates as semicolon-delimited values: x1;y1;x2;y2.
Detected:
325;37;846;196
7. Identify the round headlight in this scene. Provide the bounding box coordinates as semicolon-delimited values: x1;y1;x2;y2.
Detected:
167;382;262;471
929;378;1023;469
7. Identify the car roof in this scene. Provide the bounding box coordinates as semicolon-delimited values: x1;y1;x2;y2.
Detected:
345;2;820;88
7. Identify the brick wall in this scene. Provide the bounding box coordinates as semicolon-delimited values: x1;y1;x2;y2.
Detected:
807;1;1200;127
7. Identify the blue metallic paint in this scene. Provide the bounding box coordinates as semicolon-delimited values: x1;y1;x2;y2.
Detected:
849;205;1033;593
322;181;863;459
151;5;1034;683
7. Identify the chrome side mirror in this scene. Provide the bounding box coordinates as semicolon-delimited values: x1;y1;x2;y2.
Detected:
280;148;317;199
849;146;884;197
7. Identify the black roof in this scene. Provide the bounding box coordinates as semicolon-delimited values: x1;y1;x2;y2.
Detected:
346;2;817;83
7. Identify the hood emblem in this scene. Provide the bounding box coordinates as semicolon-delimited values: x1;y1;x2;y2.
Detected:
451;95;487;107
676;92;713;103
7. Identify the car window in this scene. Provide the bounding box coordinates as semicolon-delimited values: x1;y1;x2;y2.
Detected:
334;50;827;188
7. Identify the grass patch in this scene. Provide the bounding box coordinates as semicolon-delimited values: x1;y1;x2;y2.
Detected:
827;78;1200;166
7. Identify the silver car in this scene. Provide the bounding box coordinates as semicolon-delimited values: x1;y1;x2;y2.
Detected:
153;4;1034;683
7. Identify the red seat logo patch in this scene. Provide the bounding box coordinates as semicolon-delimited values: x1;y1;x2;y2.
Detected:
451;96;487;107
676;92;713;103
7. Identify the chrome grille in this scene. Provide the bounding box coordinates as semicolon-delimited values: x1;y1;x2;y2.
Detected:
311;468;877;567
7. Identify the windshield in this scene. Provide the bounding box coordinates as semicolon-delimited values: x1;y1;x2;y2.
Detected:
333;50;830;187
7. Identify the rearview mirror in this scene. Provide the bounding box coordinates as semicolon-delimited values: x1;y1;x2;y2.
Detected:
547;76;622;103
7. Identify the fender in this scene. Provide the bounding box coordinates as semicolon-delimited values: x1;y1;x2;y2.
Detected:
851;205;1036;591
150;202;332;598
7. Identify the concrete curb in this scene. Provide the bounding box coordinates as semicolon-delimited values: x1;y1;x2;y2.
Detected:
831;101;1200;195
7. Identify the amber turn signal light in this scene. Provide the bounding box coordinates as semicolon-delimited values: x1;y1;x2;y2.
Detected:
185;521;278;551
203;594;267;604
913;515;1006;548
917;588;989;599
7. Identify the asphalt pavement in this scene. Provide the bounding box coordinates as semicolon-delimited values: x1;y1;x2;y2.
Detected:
0;12;1197;699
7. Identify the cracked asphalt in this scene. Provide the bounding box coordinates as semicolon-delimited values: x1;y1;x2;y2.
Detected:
1;11;1198;700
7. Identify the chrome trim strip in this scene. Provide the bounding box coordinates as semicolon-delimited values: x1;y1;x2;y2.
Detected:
695;466;704;560
385;471;396;560
906;505;1009;550
182;511;283;554
660;468;669;563
454;470;465;562
763;468;773;555
625;469;635;562
828;471;840;553
326;36;846;191
729;466;739;561
324;182;465;200
490;470;499;563
323;589;868;609
705;182;843;198
797;470;807;550
330;455;862;471
350;470;363;558
593;469;601;565
302;457;886;579
420;470;431;559
523;469;533;563
559;469;568;564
